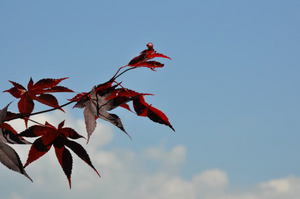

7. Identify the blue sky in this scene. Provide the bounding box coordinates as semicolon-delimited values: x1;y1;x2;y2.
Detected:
0;0;300;198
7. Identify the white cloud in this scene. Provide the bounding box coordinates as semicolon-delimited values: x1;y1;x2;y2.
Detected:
146;145;186;164
261;178;291;193
145;145;186;174
193;169;228;188
1;112;300;199
9;193;23;199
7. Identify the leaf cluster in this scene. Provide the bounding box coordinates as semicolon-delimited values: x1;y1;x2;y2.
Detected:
0;43;174;188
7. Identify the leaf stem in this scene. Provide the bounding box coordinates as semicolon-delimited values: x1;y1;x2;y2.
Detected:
113;67;136;80
110;65;128;80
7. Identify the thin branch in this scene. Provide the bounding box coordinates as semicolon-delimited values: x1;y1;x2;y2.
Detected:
29;101;74;117
28;118;45;126
6;101;74;122
113;67;137;80
110;65;128;80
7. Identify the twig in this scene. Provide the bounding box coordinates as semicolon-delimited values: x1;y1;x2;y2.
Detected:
6;101;74;122
113;67;136;80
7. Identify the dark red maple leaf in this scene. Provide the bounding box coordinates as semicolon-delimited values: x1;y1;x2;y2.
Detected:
133;96;175;131
70;81;149;141
0;123;31;144
0;104;32;181
128;42;171;70
19;121;99;188
0;104;31;144
4;78;73;126
70;79;174;140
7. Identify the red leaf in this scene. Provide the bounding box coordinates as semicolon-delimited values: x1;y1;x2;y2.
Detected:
18;94;34;126
133;96;174;131
33;77;68;91
104;89;152;110
19;121;97;187
120;103;132;112
95;81;113;91
132;96;148;116
69;92;89;108
95;81;115;96
147;53;171;60
41;132;58;146
60;128;84;139
128;43;171;67
19;125;49;137
4;81;26;98
108;96;133;111
58;121;65;129
27;78;34;91
64;139;100;177
105;88;150;101
43;86;74;93
8;81;26;90
0;123;31;144
129;61;164;70
4;87;24;98
34;94;61;109
24;138;52;167
20;124;56;147
44;121;56;129
54;144;73;189
69;92;88;102
5;78;70;119
128;54;147;65
18;94;34;115
147;105;175;131
1;123;18;135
